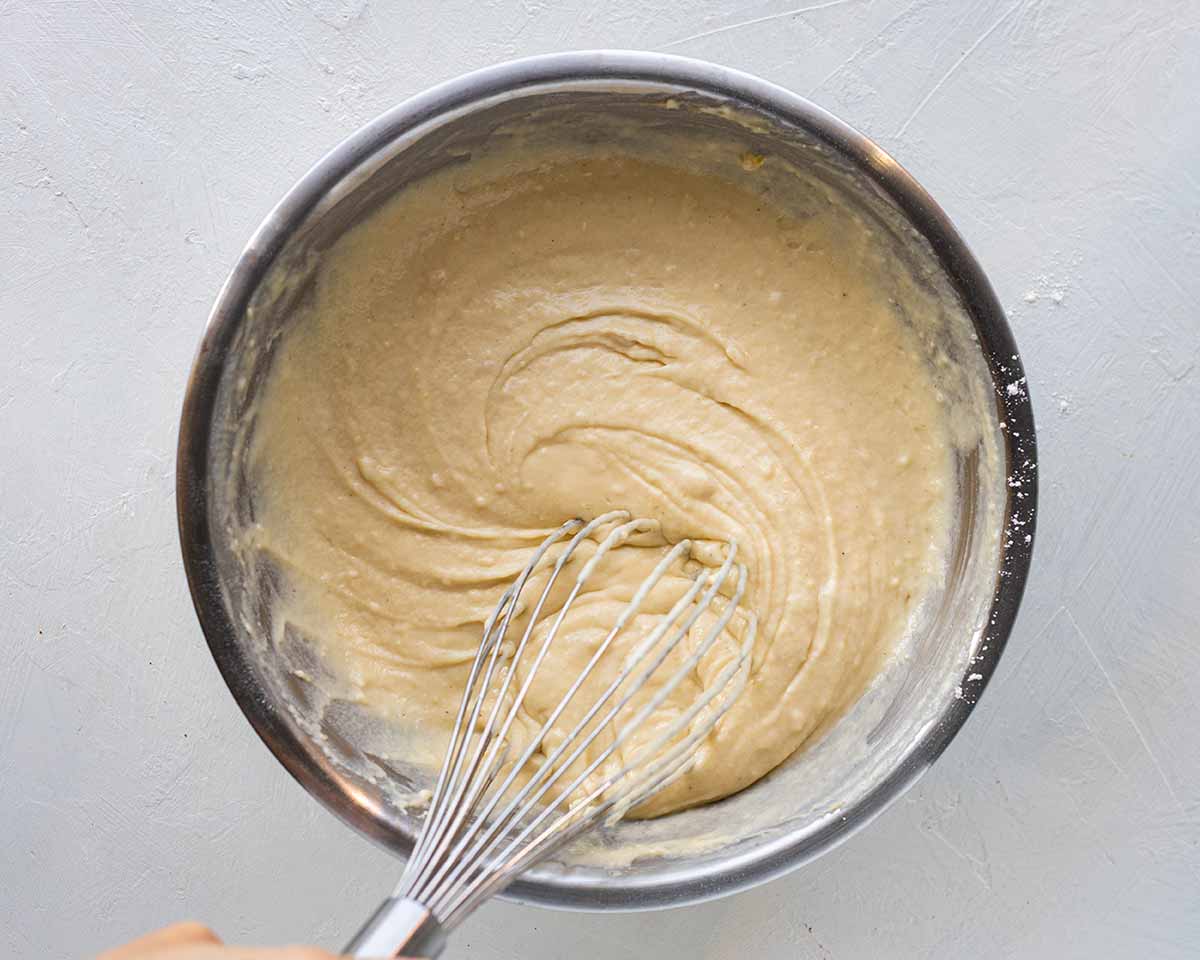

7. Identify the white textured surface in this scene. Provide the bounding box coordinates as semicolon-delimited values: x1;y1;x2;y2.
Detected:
2;1;1198;957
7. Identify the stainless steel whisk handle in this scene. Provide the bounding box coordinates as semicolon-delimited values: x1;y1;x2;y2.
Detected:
344;897;446;959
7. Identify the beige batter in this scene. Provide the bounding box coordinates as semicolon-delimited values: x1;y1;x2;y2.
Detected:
247;138;953;818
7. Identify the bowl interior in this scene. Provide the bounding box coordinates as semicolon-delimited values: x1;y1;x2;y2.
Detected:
187;65;1030;910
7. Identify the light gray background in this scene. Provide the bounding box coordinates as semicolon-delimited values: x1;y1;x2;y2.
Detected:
3;1;1198;957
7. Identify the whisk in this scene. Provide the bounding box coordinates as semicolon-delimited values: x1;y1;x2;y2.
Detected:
344;510;755;959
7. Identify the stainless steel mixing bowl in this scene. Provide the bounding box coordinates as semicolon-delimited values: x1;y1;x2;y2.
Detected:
177;51;1037;911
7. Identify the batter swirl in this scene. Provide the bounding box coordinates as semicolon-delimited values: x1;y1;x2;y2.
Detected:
248;144;952;816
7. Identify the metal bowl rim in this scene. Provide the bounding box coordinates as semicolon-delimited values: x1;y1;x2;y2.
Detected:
176;49;1038;912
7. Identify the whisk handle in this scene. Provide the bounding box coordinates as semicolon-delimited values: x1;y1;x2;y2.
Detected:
344;896;446;958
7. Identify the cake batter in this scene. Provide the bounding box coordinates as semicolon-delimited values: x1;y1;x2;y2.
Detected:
247;139;953;817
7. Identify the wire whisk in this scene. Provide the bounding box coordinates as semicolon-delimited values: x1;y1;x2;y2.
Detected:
345;510;755;958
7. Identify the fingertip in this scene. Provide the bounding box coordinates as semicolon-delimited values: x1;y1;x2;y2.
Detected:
97;920;222;958
165;920;222;944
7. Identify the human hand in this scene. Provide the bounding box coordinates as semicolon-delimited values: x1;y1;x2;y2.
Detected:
98;921;341;960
